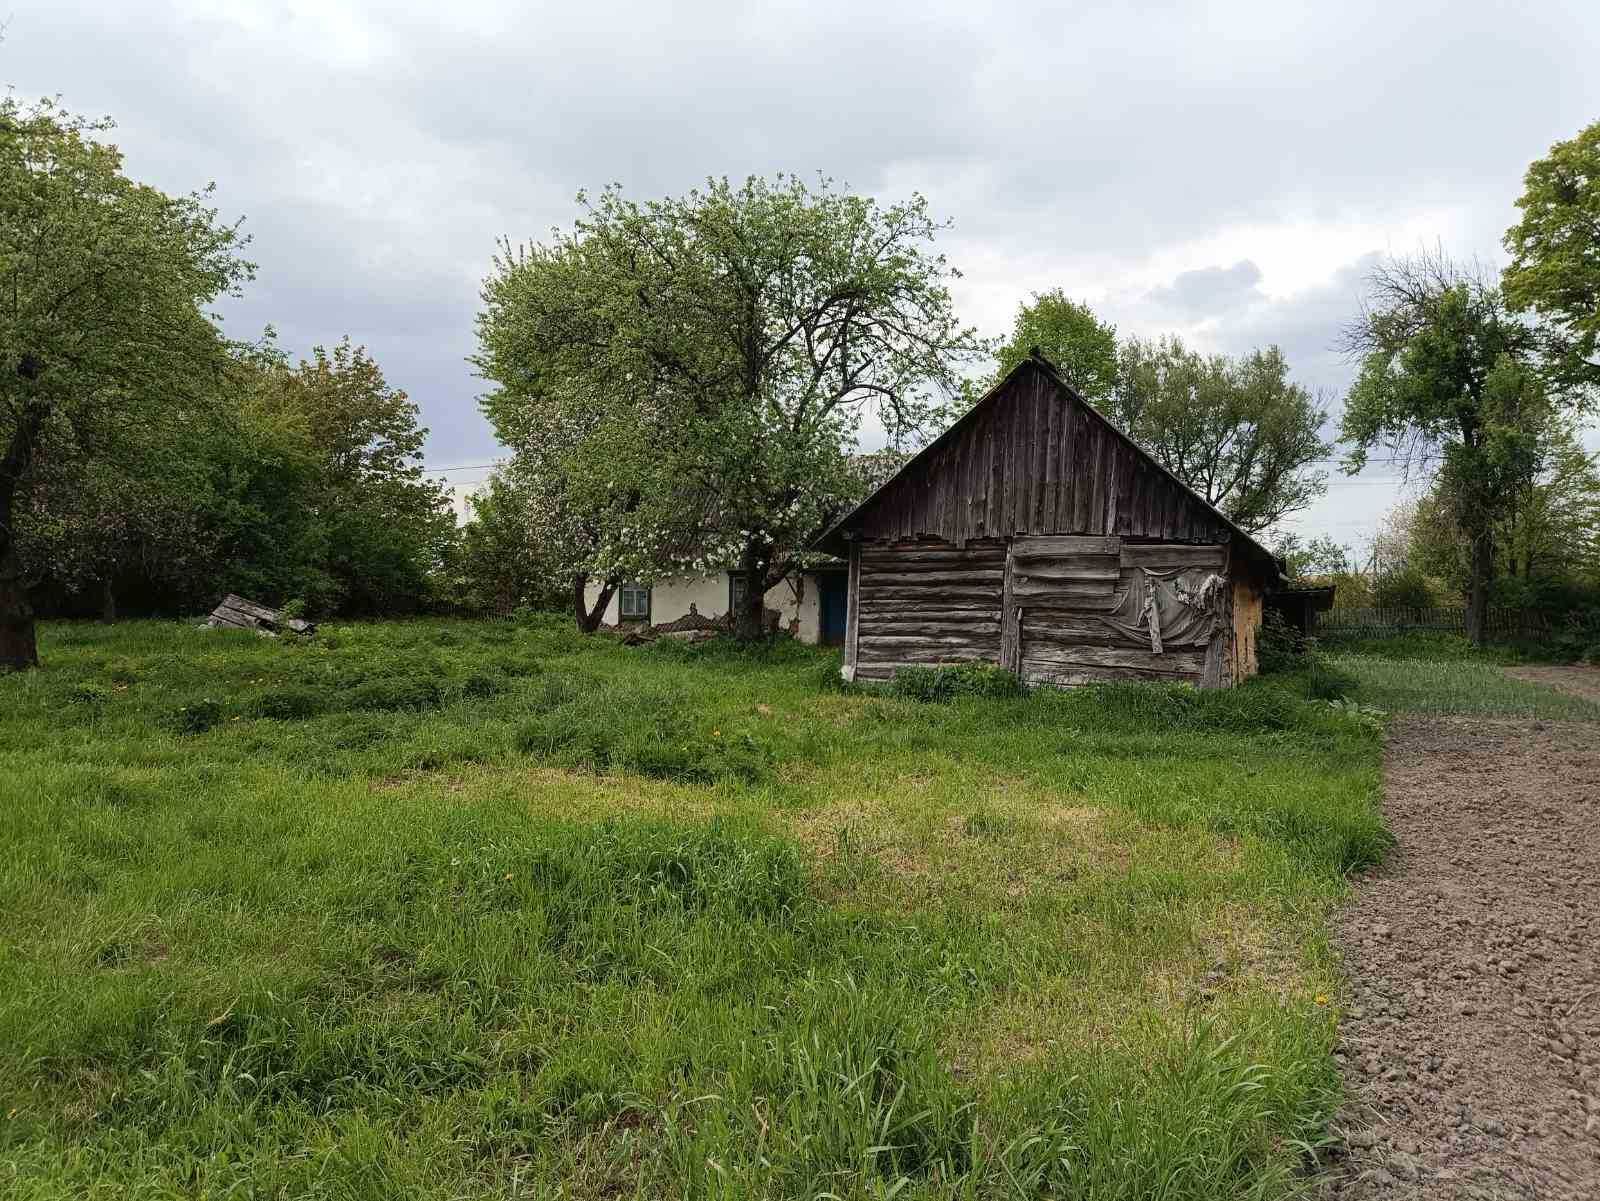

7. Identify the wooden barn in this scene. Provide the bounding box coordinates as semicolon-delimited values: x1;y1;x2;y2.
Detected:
814;353;1284;688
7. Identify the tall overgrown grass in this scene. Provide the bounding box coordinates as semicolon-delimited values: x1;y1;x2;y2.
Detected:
0;616;1397;1198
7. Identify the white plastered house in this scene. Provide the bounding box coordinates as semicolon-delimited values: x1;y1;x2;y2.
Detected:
582;566;849;645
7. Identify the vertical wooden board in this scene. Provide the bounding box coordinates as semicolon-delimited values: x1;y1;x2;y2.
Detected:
1030;377;1048;531
1055;394;1074;531
1080;423;1100;534
987;408;1002;537
1000;547;1020;672
1071;408;1091;532
1042;389;1060;533
844;542;862;672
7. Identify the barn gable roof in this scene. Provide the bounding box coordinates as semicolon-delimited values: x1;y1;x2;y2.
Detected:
814;352;1283;583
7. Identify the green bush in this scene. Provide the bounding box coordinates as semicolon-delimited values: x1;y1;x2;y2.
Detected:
1256;610;1308;675
888;663;1027;702
1371;567;1439;610
248;685;326;721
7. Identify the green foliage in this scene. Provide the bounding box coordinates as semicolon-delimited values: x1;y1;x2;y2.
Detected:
1503;119;1600;392
1257;610;1309;674
443;466;566;614
247;685;325;721
475;175;987;637
66;681;113;709
1;96;253;666
1371;567;1439;610
1275;533;1353;579
1340;251;1567;641
887;663;1028;702
1110;337;1329;534
991;290;1119;404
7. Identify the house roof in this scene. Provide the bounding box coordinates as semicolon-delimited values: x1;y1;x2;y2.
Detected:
813;352;1283;583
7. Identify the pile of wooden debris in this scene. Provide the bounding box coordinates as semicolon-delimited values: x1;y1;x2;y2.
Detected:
205;595;316;638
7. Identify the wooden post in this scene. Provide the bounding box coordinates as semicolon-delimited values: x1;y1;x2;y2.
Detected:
843;541;861;680
1000;544;1021;674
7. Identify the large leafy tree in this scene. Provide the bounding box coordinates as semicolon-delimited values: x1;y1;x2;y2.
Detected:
1340;251;1555;643
991;290;1118;406
1;98;251;668
1503;120;1600;392
1107;336;1329;534
254;338;455;615
477;175;986;637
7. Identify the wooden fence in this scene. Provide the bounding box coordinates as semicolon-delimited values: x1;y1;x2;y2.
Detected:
1313;606;1551;639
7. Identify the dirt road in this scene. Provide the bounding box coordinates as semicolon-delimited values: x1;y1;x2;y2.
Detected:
1322;680;1600;1198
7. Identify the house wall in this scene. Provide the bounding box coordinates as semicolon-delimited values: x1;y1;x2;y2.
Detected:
852;539;1006;681
849;534;1240;688
583;572;822;643
1231;576;1264;682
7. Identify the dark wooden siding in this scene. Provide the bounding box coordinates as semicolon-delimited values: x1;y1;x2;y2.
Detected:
853;364;1234;547
852;538;1004;682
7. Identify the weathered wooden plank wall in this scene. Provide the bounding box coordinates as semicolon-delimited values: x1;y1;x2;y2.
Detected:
852;538;1004;681
854;367;1234;548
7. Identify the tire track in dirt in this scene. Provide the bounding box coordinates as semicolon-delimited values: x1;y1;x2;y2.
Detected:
1321;702;1600;1199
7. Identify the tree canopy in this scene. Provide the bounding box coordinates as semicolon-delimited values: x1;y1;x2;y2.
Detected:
1107;336;1329;534
1503;119;1600;393
1340;251;1558;641
1;97;252;668
476;175;986;635
992;290;1118;406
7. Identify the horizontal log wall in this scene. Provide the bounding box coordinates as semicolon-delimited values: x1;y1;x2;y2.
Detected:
854;538;1004;681
1014;536;1225;688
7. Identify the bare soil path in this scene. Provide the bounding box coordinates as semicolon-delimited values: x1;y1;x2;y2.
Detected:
1322;690;1600;1198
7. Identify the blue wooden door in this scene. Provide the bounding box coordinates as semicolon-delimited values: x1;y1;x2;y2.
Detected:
818;573;848;646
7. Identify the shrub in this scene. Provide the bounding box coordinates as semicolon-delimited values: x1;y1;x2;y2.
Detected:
163;698;223;735
888;663;1026;702
248;685;325;721
1256;610;1308;674
1371;567;1439;610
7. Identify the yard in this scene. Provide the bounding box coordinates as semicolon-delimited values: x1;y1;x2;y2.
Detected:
2;618;1401;1197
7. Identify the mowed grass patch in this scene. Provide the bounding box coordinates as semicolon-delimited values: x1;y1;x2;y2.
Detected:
0;618;1386;1199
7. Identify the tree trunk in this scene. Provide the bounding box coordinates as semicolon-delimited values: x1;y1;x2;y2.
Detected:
100;577;118;624
0;385;48;672
572;572;618;634
1464;529;1494;646
0;544;38;672
733;544;773;642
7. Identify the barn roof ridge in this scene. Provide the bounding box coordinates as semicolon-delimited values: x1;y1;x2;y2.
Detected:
813;352;1283;580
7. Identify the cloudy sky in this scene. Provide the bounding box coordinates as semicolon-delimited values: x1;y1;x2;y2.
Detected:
10;0;1598;552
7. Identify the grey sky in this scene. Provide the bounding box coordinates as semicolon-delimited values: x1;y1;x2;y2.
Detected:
9;0;1598;551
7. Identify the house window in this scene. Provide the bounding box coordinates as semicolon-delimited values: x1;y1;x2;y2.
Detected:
619;584;651;622
728;574;750;615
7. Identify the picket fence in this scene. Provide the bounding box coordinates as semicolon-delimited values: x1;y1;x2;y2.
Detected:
1313;606;1550;638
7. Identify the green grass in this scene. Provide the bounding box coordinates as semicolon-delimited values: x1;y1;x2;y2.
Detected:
0;617;1392;1198
1326;653;1600;719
